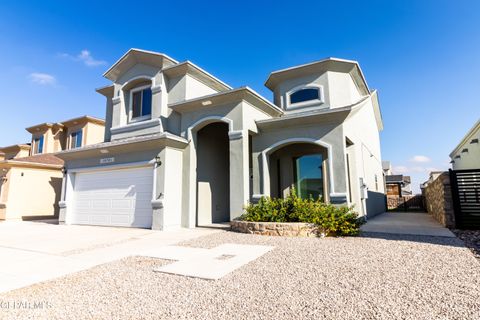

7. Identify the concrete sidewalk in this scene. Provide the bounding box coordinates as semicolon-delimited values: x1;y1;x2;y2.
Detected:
361;211;456;237
0;221;220;293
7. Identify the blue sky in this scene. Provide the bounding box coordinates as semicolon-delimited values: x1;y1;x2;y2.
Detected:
0;1;479;192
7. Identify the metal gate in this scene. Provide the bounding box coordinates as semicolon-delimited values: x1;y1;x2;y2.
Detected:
449;169;480;229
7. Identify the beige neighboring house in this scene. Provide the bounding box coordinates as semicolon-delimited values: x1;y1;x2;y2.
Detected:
56;49;386;231
450;119;480;170
0;116;105;220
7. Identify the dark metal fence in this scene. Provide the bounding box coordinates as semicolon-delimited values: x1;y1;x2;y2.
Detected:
449;169;480;229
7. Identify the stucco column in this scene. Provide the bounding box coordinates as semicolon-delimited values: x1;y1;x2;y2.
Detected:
152;147;183;230
228;130;249;219
59;171;74;224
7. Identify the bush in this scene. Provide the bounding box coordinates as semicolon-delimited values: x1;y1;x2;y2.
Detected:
241;190;362;236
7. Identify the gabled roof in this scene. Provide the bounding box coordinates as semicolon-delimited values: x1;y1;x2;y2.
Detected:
449;119;480;158
256;95;370;130
169;87;283;117
10;154;64;166
26;115;105;133
0;144;31;153
265;57;370;96
162;61;232;92
59;115;105;127
0;154;64;169
103;48;178;81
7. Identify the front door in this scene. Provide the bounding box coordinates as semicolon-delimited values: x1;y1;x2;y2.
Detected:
294;154;324;200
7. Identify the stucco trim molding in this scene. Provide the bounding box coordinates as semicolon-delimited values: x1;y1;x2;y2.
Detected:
112;97;121;105
151;199;163;209
110;118;163;135
228;130;244;140
261;137;336;198
151;85;162;94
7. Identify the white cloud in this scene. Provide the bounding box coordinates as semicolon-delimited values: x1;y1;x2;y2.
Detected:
77;50;106;67
28;73;56;85
59;49;106;67
393;166;409;174
410;155;431;163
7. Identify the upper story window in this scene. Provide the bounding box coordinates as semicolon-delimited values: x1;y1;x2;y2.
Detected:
130;85;152;122
70;130;83;149
286;86;324;110
33;136;44;154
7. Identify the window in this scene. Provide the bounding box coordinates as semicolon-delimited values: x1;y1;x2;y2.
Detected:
290;88;320;104
287;86;324;109
70;130;83;149
33;136;44;154
130;86;152;121
293;153;324;200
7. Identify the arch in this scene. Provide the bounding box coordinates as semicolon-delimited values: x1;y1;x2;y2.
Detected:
260;137;337;198
186;116;234;141
120;75;155;92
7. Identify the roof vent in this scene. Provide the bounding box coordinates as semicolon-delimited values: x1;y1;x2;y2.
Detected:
455;155;461;159
471;138;479;144
461;148;468;153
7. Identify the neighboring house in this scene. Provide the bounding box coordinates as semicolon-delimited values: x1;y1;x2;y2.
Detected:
0;144;31;160
0;116;105;220
56;48;385;230
450;119;480;170
420;171;444;194
382;161;392;175
385;174;412;196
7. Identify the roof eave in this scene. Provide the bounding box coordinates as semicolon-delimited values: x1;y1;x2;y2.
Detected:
449;119;480;158
169;87;283;117
103;48;178;81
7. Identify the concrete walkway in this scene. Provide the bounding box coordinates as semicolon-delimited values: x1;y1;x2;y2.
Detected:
0;221;220;293
361;211;456;237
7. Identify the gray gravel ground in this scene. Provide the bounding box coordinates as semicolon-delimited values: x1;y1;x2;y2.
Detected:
452;229;480;260
0;231;479;320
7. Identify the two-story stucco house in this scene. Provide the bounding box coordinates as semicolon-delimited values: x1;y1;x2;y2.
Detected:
56;49;385;230
0;116;105;220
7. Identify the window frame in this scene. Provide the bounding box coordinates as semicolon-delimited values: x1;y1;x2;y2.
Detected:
285;85;325;110
128;84;152;123
33;135;44;155
70;129;83;149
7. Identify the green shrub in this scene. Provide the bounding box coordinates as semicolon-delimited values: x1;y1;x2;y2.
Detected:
241;189;362;236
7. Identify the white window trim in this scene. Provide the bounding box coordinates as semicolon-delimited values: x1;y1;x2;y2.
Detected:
285;85;325;110
128;84;152;123
70;129;83;149
32;135;44;155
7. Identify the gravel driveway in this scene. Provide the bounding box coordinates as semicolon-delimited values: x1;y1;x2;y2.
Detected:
1;231;479;320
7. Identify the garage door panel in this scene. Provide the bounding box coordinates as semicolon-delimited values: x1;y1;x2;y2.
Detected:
71;166;153;228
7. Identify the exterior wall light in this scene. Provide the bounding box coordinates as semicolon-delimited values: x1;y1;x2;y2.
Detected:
100;149;109;154
202;100;212;106
155;156;162;166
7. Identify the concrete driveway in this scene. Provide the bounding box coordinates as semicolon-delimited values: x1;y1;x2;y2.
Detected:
0;220;219;293
361;211;456;237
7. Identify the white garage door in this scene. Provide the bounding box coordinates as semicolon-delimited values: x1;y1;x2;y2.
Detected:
71;166;153;228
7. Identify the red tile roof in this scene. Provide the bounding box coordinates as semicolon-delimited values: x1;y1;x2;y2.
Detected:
11;154;64;166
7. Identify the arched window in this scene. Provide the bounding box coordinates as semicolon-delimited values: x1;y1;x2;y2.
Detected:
123;78;153;122
286;86;324;110
289;88;320;104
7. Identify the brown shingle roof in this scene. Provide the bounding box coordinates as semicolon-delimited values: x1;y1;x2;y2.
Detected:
11;154;64;166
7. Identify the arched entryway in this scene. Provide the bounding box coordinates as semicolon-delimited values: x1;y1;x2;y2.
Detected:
196;122;230;225
269;143;329;201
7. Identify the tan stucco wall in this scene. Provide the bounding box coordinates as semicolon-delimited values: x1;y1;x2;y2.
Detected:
84;122;105;146
3;167;63;219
